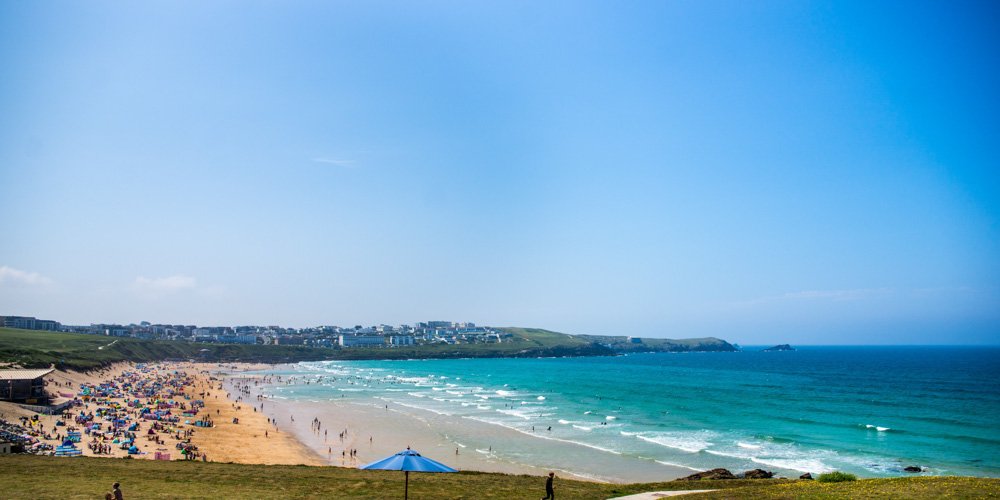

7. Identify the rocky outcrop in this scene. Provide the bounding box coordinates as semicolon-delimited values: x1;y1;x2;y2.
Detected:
743;469;774;479
904;466;923;472
763;344;795;351
799;473;813;480
677;468;737;480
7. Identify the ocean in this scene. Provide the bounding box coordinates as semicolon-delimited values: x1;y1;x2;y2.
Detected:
248;346;1000;482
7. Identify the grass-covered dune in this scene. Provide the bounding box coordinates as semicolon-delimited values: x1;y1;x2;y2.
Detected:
0;327;334;371
1;456;997;499
0;327;615;371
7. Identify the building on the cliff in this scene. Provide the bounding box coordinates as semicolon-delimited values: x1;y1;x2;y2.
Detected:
339;335;385;347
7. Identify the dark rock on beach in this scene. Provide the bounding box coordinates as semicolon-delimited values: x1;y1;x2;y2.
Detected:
743;469;774;479
799;473;813;480
763;344;795;351
904;466;923;472
677;468;737;480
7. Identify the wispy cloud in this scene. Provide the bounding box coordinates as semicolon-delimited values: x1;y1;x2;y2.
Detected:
0;265;53;286
133;275;197;293
781;288;893;301
312;157;358;168
735;288;893;307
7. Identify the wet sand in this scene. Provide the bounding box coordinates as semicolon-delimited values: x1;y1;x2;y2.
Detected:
220;367;692;483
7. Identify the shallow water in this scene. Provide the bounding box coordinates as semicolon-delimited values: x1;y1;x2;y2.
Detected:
249;346;1000;481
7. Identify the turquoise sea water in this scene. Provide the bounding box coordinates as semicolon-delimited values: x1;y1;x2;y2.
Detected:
258;347;1000;479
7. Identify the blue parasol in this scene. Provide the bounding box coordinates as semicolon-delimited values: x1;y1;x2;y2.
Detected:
360;447;457;499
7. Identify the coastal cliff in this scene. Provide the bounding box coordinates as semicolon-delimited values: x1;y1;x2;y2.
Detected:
575;334;739;353
1;326;739;371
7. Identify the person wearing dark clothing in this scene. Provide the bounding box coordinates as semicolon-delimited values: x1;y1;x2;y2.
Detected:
112;482;123;500
542;472;554;499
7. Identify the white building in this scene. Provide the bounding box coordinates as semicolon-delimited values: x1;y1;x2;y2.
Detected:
389;335;414;346
339;335;385;347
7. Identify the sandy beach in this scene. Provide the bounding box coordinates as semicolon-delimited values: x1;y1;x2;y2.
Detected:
1;362;322;466
217;369;555;477
2;360;688;482
216;365;693;483
3;361;561;476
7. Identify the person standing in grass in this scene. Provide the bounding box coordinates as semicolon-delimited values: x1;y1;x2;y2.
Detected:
542;472;555;499
112;482;123;500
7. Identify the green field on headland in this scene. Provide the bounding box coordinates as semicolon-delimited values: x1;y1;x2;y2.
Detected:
1;456;996;499
0;327;739;371
0;327;736;371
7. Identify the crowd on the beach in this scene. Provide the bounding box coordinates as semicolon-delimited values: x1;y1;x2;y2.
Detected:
225;373;371;465
1;363;215;460
0;415;55;454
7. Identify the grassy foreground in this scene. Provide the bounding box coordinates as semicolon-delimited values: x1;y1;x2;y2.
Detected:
2;456;997;499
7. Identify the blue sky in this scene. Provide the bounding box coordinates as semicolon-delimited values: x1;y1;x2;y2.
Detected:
1;1;997;344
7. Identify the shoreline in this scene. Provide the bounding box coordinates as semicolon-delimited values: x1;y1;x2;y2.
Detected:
219;368;573;479
216;363;692;483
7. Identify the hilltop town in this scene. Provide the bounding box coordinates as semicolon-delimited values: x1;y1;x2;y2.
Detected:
0;315;506;349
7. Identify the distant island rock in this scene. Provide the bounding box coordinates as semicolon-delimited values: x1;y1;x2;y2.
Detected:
763;344;795;352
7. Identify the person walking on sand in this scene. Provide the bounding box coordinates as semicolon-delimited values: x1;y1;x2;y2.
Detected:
112;482;124;500
541;472;555;500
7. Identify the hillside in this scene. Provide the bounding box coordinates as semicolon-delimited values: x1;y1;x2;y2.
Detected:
0;327;744;371
1;455;996;500
0;327;612;370
576;334;738;353
0;327;332;371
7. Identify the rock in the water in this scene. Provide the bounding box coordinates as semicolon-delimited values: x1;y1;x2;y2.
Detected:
799;473;813;480
763;344;795;351
904;466;922;472
677;468;737;480
743;469;774;479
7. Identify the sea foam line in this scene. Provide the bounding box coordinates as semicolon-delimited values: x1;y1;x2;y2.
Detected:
463;416;623;455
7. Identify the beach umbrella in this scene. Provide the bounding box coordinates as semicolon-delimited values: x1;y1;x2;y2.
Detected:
360;448;457;499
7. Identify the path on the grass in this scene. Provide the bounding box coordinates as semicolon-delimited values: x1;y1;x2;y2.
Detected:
607;490;717;500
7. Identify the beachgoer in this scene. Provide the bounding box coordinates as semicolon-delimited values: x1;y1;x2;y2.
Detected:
112;482;124;500
542;472;555;500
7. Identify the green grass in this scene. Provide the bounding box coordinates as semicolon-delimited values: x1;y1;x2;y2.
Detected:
0;327;612;371
575;334;738;353
331;328;612;360
816;471;857;483
1;456;997;499
0;327;335;371
694;476;1000;499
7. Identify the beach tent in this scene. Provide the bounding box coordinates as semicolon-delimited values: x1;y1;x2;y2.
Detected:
55;439;82;457
360;448;457;499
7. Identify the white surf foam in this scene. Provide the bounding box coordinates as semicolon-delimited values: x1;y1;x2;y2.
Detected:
635;432;713;453
654;460;703;472
751;456;833;473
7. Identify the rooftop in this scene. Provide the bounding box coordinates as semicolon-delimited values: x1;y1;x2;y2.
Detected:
0;368;55;381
